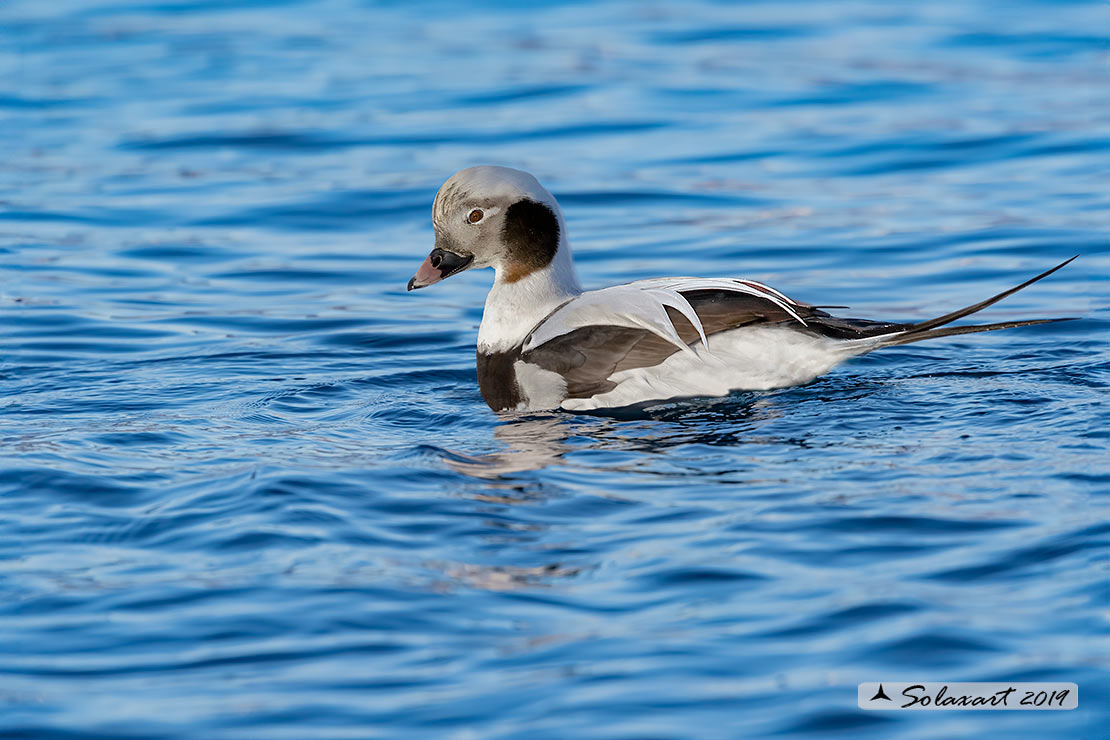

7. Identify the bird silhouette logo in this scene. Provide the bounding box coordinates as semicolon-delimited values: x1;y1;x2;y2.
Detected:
870;684;892;701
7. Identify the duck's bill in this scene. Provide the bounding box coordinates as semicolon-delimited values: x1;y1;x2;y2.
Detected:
407;248;474;291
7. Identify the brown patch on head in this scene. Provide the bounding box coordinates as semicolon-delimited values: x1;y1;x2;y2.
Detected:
500;199;559;282
501;261;535;283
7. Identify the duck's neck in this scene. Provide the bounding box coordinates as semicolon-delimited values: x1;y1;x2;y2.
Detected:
477;243;581;353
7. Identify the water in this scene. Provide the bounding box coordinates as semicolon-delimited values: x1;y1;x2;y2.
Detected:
2;1;1108;737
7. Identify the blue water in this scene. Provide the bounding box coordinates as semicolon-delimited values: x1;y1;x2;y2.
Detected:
3;1;1108;737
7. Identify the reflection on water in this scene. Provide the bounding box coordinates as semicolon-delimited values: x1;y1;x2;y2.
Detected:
439;388;904;479
435;560;585;592
439;416;576;479
439;397;776;478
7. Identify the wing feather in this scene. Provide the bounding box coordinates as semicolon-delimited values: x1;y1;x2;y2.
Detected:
523;278;809;354
523;284;705;356
521;278;820;398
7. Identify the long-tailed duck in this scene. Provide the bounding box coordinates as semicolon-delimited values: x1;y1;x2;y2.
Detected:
408;166;1075;412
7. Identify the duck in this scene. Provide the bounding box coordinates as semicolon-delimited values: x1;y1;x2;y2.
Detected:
407;165;1075;412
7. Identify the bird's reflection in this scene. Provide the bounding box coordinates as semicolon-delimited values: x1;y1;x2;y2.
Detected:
427;382;888;593
440;393;789;479
435;560;584;591
439;416;576;479
440;377;890;480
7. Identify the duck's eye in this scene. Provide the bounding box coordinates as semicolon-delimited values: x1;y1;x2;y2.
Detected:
467;208;484;224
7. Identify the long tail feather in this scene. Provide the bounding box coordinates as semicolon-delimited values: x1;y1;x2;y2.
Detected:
877;317;1076;347
900;255;1078;335
851;256;1079;350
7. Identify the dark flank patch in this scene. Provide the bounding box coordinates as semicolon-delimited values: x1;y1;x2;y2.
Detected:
500;199;559;281
523;325;649;398
476;347;524;411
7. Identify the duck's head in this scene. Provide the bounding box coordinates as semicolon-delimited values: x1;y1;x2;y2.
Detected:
407;166;568;290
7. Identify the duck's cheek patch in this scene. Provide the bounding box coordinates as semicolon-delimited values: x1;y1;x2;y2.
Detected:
501;199;559;274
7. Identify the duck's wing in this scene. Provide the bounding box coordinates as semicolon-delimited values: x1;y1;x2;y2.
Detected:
521;278;847;399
